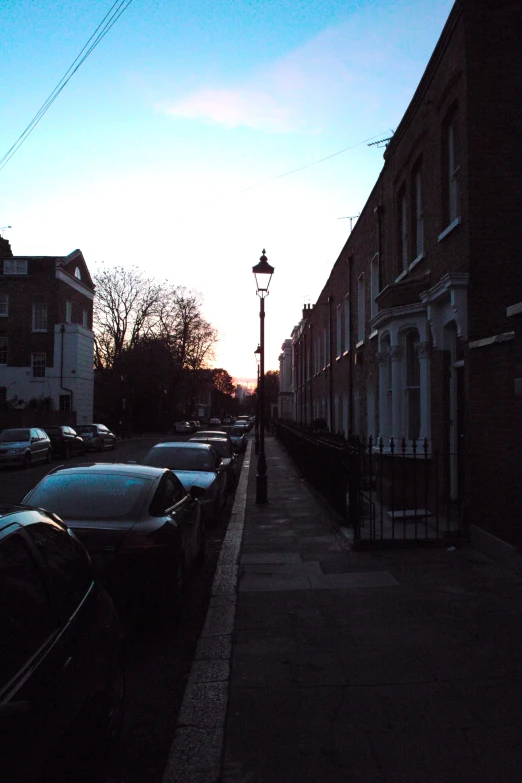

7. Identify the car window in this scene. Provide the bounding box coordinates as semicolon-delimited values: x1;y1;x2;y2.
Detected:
0;429;30;442
144;447;214;472
0;531;58;687
150;473;186;516
24;522;93;619
25;473;152;521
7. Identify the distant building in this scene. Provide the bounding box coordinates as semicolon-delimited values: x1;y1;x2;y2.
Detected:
278;338;293;419
0;238;95;424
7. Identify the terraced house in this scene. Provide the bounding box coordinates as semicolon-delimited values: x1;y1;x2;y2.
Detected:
0;237;95;425
285;0;522;547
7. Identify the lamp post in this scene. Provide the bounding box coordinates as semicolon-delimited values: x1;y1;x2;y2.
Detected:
254;345;261;455
253;249;274;504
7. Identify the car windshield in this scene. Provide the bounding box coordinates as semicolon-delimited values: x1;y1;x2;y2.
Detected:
144;447;214;472
0;429;30;442
195;439;230;457
26;473;152;521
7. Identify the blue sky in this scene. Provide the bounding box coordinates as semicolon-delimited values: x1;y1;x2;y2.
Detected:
1;0;454;380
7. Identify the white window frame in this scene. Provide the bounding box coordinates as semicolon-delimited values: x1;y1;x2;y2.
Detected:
82;309;88;328
336;303;342;358
448;120;460;224
357;274;365;344
3;259;27;275
32;303;48;332
0;336;7;364
65;300;72;323
370;254;379;320
414;168;424;259
0;293;8;316
343;295;350;352
32;352;46;377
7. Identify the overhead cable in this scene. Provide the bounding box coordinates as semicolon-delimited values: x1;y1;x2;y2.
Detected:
0;0;135;174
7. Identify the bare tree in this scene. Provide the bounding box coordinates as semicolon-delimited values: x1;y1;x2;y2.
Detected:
157;286;217;370
93;266;165;370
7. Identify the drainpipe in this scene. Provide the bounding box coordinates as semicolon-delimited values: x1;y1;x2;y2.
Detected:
60;325;74;413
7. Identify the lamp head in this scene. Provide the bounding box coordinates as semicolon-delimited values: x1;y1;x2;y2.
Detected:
252;249;274;296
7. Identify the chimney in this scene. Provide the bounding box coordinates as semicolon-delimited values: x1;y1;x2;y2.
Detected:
0;237;13;258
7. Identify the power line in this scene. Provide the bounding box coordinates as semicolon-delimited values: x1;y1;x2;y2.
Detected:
204;131;391;204
0;0;136;174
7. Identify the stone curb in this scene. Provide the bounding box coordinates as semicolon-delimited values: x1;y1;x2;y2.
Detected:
161;441;252;783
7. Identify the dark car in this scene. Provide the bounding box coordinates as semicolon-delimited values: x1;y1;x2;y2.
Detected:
142;442;228;524
22;463;205;621
0;503;124;783
0;427;53;468
229;426;247;453
44;425;86;459
75;424;116;452
189;435;238;490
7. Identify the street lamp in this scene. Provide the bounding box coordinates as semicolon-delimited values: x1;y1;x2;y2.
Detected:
252;249;274;504
254;345;261;455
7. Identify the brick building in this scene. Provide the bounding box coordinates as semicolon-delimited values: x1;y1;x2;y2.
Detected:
0;238;95;425
285;0;522;545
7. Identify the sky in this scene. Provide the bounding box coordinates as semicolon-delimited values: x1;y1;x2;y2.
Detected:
1;0;454;382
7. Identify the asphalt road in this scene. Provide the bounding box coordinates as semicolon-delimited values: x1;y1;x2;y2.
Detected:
0;433;244;783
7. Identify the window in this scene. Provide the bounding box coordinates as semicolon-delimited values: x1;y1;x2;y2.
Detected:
0;387;6;401
0;532;57;685
442;108;461;227
65;300;72;322
404;330;421;441
74;266;82;280
397;187;408;273
59;394;72;412
378;335;393;445
413;166;424;258
0;293;8;316
323;328;328;367
3;259;27;275
336;304;342;357
32;303;47;331
370;254;379;320
25;522;92;619
82;309;88;328
0;337;7;365
343;295;350;352
357;274;365;343
32;352;46;377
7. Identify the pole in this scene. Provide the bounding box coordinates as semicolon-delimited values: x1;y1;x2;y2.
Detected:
254;364;260;454
256;295;268;503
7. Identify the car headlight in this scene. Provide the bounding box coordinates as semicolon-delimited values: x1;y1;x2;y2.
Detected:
8;447;24;454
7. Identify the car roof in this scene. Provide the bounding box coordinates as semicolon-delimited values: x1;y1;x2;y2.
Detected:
46;462;171;478
0;503;57;533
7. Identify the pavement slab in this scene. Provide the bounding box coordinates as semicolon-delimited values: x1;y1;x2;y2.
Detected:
164;434;522;783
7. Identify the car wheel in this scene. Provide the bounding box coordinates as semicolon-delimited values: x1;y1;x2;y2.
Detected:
23;453;31;469
111;439;116;450
64;444;71;460
46;448;53;463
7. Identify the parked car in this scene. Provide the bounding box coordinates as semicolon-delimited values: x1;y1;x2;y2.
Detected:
141;442;227;524
44;425;86;459
0;502;124;782
209;417;221;426
174;421;192;434
22;463;205;621
75;424;116;452
193;429;234;451
229;425;247;453
0;427;53;468
188;421;199;433
189;435;238;490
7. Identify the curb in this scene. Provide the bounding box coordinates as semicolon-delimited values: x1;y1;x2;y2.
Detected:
161;441;252;783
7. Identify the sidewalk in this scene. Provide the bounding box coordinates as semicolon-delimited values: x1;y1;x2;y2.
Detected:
164;434;522;783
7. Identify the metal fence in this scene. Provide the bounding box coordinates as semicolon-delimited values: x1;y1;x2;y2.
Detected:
275;422;464;548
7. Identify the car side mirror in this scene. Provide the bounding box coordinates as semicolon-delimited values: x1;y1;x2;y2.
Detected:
31;437;38;443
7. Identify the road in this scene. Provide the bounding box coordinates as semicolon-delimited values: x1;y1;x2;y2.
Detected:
0;433;244;783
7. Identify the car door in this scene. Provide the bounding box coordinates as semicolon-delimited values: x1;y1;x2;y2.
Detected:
158;472;200;568
209;447;227;506
0;525;67;781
